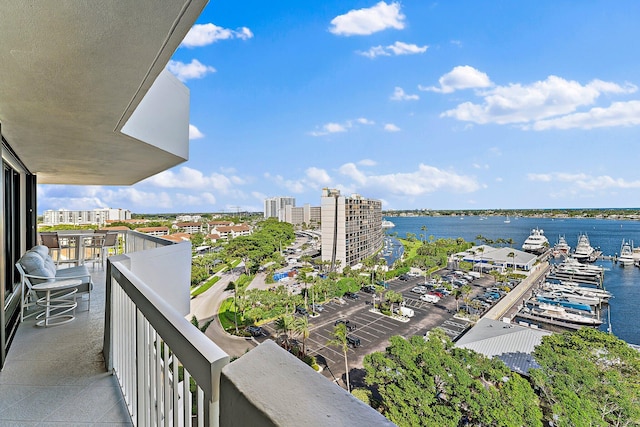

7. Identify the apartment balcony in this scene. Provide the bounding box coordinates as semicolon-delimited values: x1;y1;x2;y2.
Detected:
0;231;393;426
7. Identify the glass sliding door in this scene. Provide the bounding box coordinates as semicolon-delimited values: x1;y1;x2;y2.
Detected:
1;135;34;370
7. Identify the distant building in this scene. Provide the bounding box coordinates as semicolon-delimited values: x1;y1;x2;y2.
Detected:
42;208;131;226
175;222;203;234
283;203;321;226
214;224;252;239
136;226;170;237
321;188;383;272
176;214;202;222
264;196;295;220
452;245;537;272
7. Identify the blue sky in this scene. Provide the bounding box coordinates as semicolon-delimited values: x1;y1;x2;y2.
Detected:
39;1;640;214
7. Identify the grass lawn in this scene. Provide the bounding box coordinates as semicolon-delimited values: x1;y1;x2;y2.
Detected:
191;276;220;298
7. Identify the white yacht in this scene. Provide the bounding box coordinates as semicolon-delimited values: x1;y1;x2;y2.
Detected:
526;303;602;326
554;235;571;255
573;233;595;262
381;220;395;229
521;227;549;254
618;239;634;266
544;282;612;302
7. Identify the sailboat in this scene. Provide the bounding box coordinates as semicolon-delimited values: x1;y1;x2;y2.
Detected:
504;215;510;224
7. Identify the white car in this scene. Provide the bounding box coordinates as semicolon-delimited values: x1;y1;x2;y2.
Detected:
420;294;440;303
411;286;427;294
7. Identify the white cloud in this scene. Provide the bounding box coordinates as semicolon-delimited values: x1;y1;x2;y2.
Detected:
305;167;332;186
439;72;638;127
339;163;480;195
329;1;405;36
390;87;419;101
181;23;253;48
310;118;374;136
355;117;375;125
189;124;204;140
358;41;428;58
143;166;240;193
167;59;216;82
530;100;640;130
384;123;401;132
358;159;377;166
420;65;492;94
528;172;640;190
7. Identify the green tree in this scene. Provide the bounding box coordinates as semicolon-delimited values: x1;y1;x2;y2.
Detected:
293;315;310;357
364;332;542;427
530;328;640;426
328;323;351;392
385;290;403;316
274;314;295;350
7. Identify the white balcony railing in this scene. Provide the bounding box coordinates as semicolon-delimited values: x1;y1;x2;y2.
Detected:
103;231;229;426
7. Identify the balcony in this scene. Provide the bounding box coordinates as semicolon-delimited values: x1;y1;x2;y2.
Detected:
1;230;393;426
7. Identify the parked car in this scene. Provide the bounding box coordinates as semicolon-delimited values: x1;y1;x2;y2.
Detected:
420;294;440;303
310;303;324;312
398;274;409;281
332;297;346;305
334;319;356;331
361;285;376;294
429;291;444;298
344;292;359;300
295;306;309;316
245;326;266;337
411;286;427;295
346;335;361;348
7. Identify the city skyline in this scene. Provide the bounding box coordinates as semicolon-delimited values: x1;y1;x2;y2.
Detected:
38;1;640;214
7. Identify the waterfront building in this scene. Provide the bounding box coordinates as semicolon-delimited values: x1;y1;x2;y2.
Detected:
42;208;131;226
321;188;383;272
452;245;537;272
283;203;321;226
264;196;295;220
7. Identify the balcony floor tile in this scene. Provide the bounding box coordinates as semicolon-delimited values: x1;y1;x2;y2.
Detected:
0;267;132;425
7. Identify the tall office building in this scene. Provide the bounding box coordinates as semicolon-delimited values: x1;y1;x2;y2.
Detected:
263;196;295;220
321;188;383;272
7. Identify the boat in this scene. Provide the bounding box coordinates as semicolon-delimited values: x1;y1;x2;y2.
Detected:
543;281;612;302
524;303;602;326
618;239;634;266
381;220;395;229
536;296;592;312
554;235;571;255
536;290;601;306
503;215;510;224
521;227;549;254
572;233;595;262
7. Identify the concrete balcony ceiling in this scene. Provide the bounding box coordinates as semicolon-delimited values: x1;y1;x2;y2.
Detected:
0;0;207;185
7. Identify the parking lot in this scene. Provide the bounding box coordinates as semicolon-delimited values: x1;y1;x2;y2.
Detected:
257;270;498;388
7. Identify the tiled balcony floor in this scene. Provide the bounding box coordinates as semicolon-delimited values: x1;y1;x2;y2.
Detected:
0;267;132;426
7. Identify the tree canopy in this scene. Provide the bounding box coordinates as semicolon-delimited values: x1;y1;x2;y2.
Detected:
363;331;542;427
530;328;640;427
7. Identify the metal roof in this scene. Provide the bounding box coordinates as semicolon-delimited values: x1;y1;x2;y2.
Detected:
455;318;552;375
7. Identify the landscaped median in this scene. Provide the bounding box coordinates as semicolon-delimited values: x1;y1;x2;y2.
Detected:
190;275;220;298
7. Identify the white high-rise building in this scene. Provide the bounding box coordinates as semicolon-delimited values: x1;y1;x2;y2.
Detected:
42;208;131;226
264;196;295;220
321;188;383;272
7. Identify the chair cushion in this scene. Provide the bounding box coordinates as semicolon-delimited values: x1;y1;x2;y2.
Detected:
30;245;51;258
18;251;55;283
55;265;93;294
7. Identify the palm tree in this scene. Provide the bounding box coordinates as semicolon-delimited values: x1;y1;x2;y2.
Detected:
476;246;485;275
275;314;294;350
460;284;473;313
385;290;403;316
293;316;310;357
453;289;462;312
421;225;427;243
507;251;516;273
327;323;351;392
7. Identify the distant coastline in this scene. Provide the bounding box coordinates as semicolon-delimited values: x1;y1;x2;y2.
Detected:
383;208;640;221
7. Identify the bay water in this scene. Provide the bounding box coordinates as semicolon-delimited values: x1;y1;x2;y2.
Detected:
385;215;640;345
